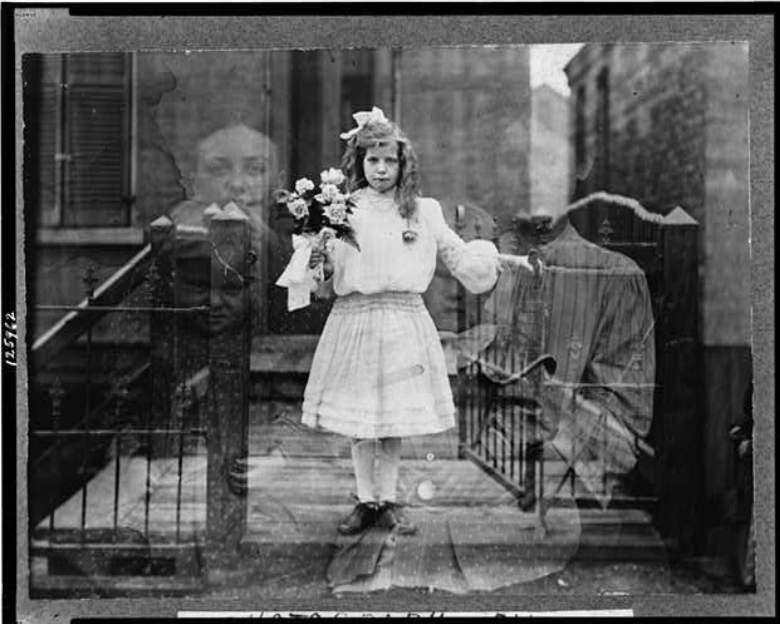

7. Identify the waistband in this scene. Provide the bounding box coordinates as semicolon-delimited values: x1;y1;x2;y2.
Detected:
333;291;425;312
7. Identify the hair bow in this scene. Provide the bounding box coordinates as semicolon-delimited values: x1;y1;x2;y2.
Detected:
339;106;389;141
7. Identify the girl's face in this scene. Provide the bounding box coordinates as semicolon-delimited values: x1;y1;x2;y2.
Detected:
363;142;400;193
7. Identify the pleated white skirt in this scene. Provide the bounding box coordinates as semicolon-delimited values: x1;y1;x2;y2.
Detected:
302;292;456;439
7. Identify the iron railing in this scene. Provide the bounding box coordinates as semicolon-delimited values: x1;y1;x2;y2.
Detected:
29;268;210;595
29;212;253;596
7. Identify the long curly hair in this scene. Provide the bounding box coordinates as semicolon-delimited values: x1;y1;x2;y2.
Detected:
341;118;421;220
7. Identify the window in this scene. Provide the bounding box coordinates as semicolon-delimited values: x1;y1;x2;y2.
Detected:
24;53;133;228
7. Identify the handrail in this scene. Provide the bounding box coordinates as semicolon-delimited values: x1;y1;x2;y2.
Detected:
31;244;154;372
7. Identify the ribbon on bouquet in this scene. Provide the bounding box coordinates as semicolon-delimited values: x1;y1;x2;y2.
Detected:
275;234;322;311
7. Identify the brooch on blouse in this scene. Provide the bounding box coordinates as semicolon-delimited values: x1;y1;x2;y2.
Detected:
402;218;419;243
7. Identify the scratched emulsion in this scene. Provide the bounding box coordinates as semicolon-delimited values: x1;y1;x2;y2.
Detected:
27;45;726;605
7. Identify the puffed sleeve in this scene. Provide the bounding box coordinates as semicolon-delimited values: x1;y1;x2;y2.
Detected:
421;198;500;295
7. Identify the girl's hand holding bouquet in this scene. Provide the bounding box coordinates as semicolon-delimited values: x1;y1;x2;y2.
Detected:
308;246;334;280
274;168;358;310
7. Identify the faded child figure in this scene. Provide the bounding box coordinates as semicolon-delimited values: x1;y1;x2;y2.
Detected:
168;123;282;337
301;107;502;536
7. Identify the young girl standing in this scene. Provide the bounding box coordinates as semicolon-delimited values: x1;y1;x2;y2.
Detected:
302;107;500;536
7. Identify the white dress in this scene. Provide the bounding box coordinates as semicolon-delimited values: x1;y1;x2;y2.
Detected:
301;186;499;439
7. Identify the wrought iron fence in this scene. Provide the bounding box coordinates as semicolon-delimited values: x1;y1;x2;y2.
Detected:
28;212;253;596
452;208;549;529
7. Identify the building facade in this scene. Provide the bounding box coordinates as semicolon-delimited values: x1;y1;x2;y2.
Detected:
565;43;752;555
25;47;531;343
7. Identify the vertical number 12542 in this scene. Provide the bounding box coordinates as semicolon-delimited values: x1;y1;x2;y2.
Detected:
4;311;17;367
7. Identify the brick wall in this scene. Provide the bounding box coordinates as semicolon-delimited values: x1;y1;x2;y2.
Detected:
565;43;750;347
609;46;709;224
567;44;709;219
566;43;752;546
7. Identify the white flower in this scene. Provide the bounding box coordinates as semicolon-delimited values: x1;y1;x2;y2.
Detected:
316;183;340;203
295;177;315;195
287;197;309;219
323;202;349;225
320;168;345;186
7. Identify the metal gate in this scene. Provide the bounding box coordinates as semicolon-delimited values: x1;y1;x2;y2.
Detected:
456;249;552;530
454;193;701;544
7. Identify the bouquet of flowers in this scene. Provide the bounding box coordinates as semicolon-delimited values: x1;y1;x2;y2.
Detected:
274;168;360;311
278;167;360;252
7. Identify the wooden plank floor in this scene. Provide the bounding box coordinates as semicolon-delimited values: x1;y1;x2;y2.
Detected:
36;448;669;595
39;453;661;547
38;414;666;572
248;403;654;507
39;455;523;535
36;453;208;540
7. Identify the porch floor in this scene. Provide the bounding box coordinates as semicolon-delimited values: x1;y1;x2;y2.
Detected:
35;414;674;595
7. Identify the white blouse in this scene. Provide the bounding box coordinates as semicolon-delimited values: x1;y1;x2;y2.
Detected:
329;187;500;297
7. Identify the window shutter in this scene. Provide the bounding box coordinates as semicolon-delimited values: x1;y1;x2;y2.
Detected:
25;55;61;226
63;53;130;227
38;84;60;226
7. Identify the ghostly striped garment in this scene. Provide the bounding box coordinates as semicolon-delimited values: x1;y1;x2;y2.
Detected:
481;220;656;499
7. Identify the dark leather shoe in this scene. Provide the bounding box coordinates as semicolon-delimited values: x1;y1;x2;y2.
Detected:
338;502;379;535
378;502;417;535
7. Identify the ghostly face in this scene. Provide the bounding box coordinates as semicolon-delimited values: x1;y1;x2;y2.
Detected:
176;124;277;337
194;124;276;215
174;236;248;337
362;142;400;193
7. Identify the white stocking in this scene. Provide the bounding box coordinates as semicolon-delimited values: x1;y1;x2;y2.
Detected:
350;438;376;503
376;437;402;503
